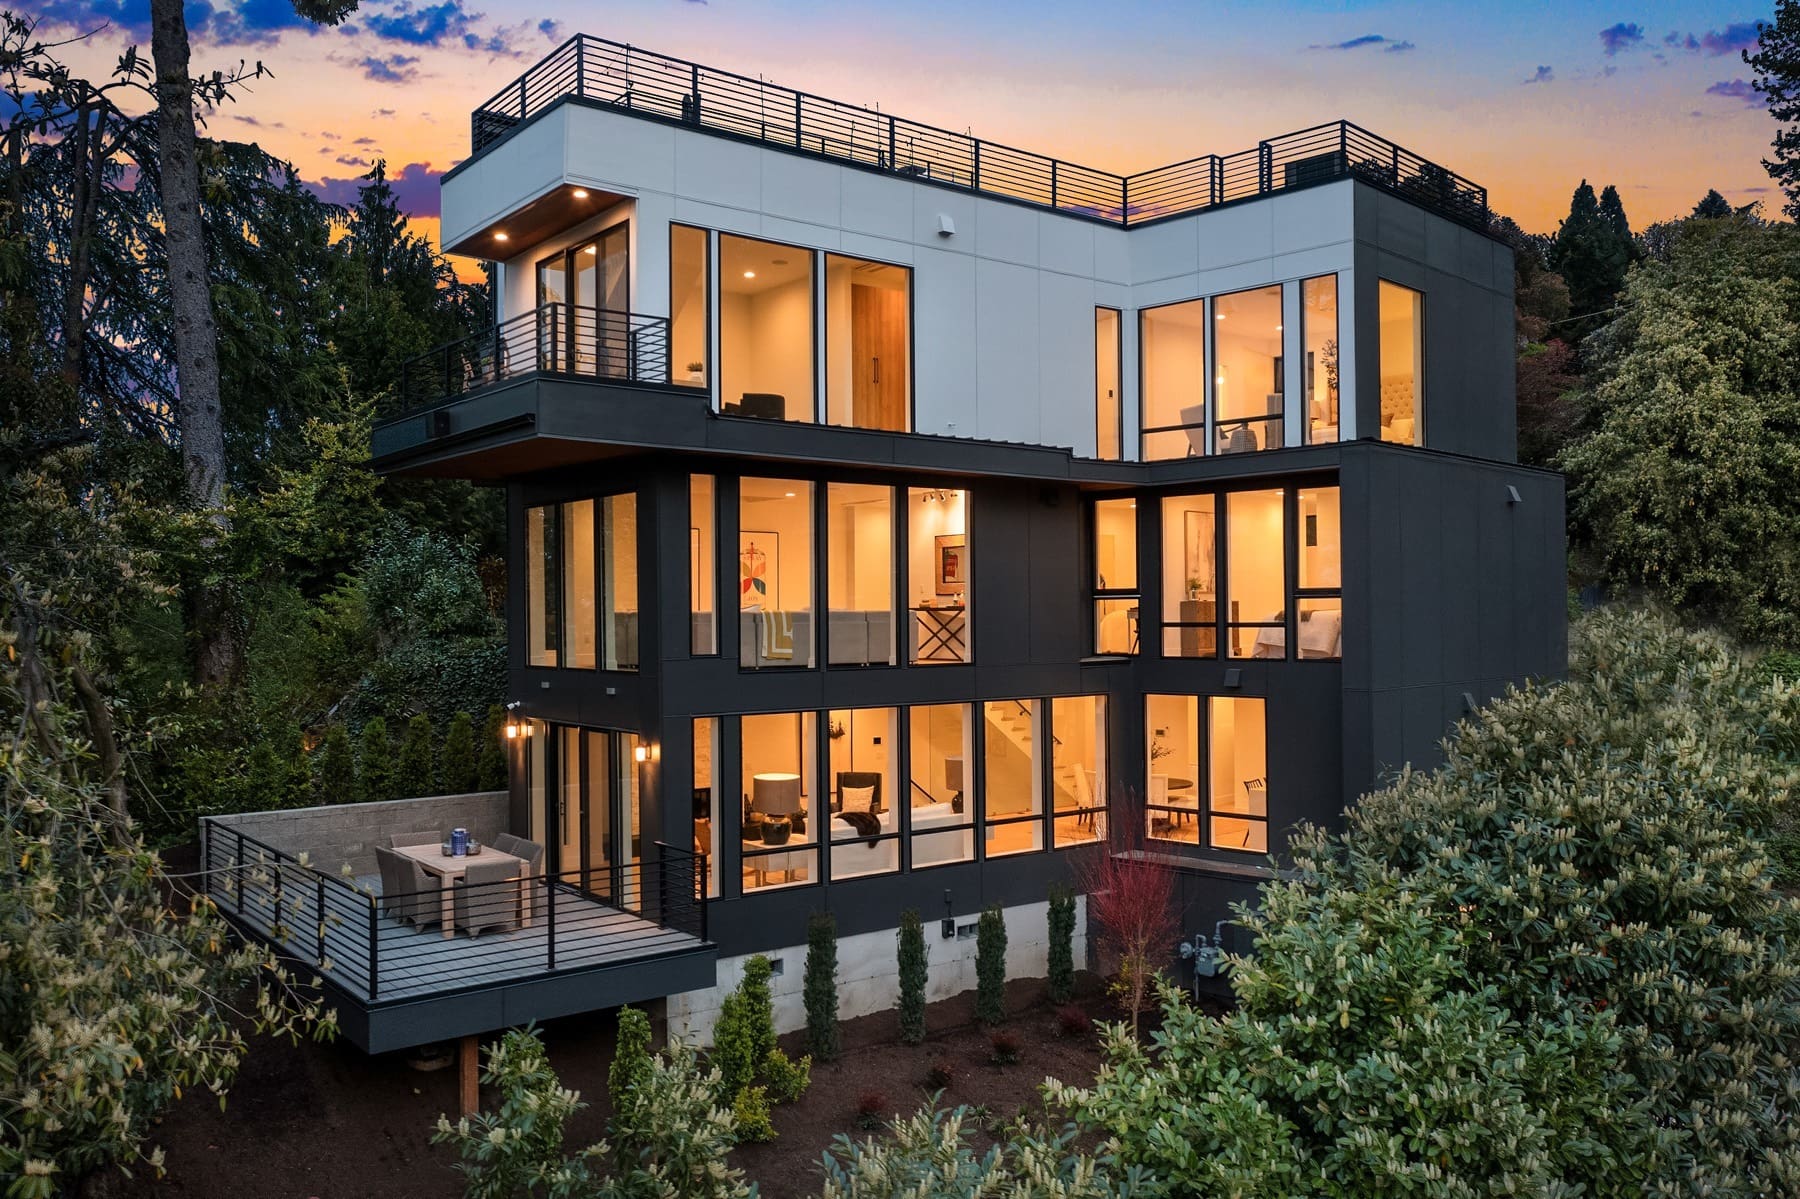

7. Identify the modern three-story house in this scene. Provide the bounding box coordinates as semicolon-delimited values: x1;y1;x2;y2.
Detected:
218;34;1564;1051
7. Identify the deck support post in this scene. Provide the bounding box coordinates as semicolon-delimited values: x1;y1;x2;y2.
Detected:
460;1034;481;1116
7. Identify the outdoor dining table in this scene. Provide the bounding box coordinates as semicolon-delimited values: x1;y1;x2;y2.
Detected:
390;842;532;939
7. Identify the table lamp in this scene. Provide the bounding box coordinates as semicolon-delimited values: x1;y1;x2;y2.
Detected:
753;773;802;844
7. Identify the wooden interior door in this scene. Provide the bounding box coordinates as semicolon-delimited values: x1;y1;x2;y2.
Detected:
851;284;906;430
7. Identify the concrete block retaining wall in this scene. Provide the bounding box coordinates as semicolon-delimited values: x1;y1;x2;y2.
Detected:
204;791;510;878
665;896;1087;1045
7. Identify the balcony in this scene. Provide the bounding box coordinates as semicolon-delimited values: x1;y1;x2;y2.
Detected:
199;797;714;1053
397;303;679;413
455;34;1489;232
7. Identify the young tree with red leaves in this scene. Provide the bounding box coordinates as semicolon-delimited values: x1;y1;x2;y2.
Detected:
1074;789;1180;1036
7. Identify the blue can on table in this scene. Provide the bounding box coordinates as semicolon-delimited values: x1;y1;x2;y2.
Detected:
451;827;468;856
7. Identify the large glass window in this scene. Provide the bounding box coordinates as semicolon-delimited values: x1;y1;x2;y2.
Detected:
739;479;815;669
671;225;709;390
561;500;597;669
1140;299;1207;461
1051;696;1106;847
1213;285;1284;453
1301;276;1339;444
526;504;561;667
825;255;910;432
693;718;719;897
1209;697;1268;852
1095;308;1121;460
537;225;630;378
1160;494;1218;658
1093;498;1139;655
983;700;1043;857
1296;486;1342;660
1379;280;1423;445
909;704;974;867
907;487;971;665
720;235;814;422
690;475;716;655
1144;695;1200;845
1226;489;1285;659
741;711;820;891
826;707;899;879
827;483;895;666
602;494;637;671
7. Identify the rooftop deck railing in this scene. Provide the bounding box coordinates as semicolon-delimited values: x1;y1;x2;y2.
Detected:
199;818;707;1003
466;34;1488;231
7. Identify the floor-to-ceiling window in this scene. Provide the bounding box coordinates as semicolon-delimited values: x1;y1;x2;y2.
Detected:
1379;280;1423;445
693;717;719;897
525;495;637;672
1140;299;1207;461
826;483;895;666
1093;498;1139;654
1301;276;1339;444
602;494;637;670
1208;697;1268;852
983;699;1042;857
742;711;820;891
1144;695;1201;845
690;475;717;655
671;225;709;390
826;707;899;878
561;500;596;669
720;235;814;422
1225;489;1286;659
1213;285;1284;453
537;223;630;378
1160;494;1217;658
526;504;561;667
1051;695;1107;846
909;703;974;867
907;487;970;664
825;255;910;432
1296;486;1343;660
739;479;815;669
1095;307;1122;460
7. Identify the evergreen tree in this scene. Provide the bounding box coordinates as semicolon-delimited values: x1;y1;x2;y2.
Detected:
1046;887;1076;1004
396;712;436;797
246;720;307;809
478;703;509;791
1746;0;1800;221
1549;180;1633;339
975;905;1008;1026
441;710;477;793
357;716;394;803
1692;188;1734;218
608;1005;654;1119
315;722;355;802
804;912;840;1061
897;909;928;1045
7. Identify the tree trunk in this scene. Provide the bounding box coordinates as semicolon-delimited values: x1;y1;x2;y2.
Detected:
70;661;130;843
150;0;238;686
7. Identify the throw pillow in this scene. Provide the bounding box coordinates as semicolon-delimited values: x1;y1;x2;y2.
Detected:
841;784;876;813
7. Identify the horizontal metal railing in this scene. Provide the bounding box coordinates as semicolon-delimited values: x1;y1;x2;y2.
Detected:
200;819;706;1004
396;303;674;413
466;36;1488;231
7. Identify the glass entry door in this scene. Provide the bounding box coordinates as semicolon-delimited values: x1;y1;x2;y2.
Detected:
551;726;643;907
537;222;630;378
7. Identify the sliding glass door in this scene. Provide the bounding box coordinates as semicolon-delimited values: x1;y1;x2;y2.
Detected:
550;726;643;906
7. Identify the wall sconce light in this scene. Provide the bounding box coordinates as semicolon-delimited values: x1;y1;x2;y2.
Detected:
503;700;524;740
1505;485;1523;506
634;744;648;763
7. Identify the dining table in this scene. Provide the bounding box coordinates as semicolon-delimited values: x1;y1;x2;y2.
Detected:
391;842;532;939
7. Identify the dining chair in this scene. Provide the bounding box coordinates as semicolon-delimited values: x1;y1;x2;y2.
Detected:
388;831;440;849
373;846;411;923
455;859;522;937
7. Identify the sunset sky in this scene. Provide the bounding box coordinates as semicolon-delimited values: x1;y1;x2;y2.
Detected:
26;0;1787;265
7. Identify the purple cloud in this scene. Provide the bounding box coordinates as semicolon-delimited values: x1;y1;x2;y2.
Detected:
1310;33;1414;51
538;18;560;40
1600;22;1645;55
358;53;420;83
361;0;511;53
353;136;377;146
335;154;370;166
1667;22;1763;56
33;0;319;46
1523;65;1554;85
1706;79;1762;107
304;160;444;218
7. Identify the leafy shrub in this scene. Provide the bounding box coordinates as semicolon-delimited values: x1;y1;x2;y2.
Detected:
1055;1004;1093;1039
609;1005;654;1117
923;1060;955;1090
396;712;435;798
314;722;354;803
987;1031;1022;1066
975;905;1007;1026
1046;886;1076;1004
731;1085;776;1144
805;912;840;1061
764;1048;811;1104
356;716;393;803
246;719;308;809
440;710;476;794
897;908;927;1045
712;955;777;1105
819;1106;1127;1198
477;703;507;791
856;1090;888;1131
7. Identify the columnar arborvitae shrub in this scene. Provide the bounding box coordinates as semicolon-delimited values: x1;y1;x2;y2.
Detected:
975;905;1007;1026
609;1004;654;1117
396;712;436;798
804;912;840;1061
897;909;928;1045
1046;887;1076;1004
314;722;355;802
356;716;394;803
476;703;508;792
440;710;477;794
247;721;307;809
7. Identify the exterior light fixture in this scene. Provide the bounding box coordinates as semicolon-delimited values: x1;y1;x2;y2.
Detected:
634;745;648;763
572;187;589;198
504;701;524;739
494;231;509;242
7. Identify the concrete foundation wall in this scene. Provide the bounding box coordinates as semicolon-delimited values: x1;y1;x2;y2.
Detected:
665;895;1087;1045
205;792;510;877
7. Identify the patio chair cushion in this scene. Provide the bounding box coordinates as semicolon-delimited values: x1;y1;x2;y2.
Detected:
454;858;522;937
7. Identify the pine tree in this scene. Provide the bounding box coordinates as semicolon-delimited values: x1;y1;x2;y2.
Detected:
975;905;1008;1026
1549;179;1633;337
315;722;355;802
1046;887;1076;1004
1692;189;1734;218
1745;0;1800;221
804;912;840;1061
357;716;394;804
441;711;477;794
396;712;436;798
897;910;928;1045
477;703;508;791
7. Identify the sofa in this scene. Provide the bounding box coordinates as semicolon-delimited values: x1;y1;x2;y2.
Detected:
827;610;896;665
910;802;973;868
738;610;815;668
